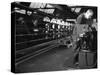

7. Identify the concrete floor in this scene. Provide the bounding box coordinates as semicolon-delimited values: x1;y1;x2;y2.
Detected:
15;46;78;73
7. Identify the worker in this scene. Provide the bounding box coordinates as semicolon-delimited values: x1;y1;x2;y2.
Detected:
73;9;94;66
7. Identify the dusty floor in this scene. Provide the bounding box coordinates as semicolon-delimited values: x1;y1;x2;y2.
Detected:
15;46;78;73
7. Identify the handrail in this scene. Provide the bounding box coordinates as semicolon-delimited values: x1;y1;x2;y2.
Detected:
16;33;46;36
15;44;58;65
16;39;57;54
16;38;49;44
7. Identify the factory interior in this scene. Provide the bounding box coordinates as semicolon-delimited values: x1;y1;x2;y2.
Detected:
11;2;97;73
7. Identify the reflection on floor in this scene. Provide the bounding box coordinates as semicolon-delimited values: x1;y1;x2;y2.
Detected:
15;46;78;73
